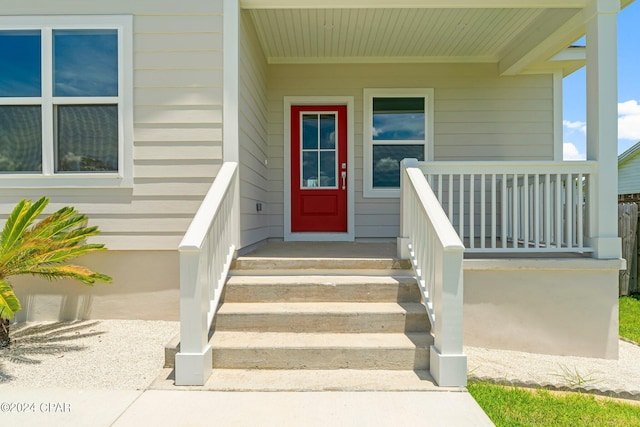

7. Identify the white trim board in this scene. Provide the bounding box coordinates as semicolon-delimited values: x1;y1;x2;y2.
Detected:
283;96;355;242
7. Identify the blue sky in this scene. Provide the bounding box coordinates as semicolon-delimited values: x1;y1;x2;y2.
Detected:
563;1;640;160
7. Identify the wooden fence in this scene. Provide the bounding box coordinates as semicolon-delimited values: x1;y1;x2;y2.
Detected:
618;201;639;296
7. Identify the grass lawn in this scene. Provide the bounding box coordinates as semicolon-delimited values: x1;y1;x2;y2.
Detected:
619;294;640;344
469;295;640;426
468;381;640;427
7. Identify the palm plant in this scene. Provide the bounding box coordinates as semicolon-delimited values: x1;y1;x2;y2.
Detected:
0;197;111;348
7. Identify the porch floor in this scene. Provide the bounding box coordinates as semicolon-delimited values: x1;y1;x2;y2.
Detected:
241;241;397;259
242;240;591;260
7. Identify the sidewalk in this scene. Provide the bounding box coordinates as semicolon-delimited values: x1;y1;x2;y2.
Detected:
0;388;493;427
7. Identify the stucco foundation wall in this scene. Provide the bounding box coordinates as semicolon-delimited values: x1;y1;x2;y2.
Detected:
463;259;620;359
11;251;179;322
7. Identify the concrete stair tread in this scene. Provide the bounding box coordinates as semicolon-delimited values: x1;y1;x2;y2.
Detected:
231;256;412;273
217;301;427;315
223;275;422;303
226;275;417;285
211;331;433;348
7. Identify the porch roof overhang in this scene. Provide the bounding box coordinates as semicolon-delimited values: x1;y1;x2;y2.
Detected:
241;0;633;76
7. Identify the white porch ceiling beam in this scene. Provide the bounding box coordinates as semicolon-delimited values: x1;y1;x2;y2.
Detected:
241;0;589;8
498;8;584;75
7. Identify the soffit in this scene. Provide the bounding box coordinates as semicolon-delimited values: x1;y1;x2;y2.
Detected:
248;7;582;69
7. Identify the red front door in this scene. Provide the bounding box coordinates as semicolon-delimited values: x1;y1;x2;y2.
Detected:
291;105;347;232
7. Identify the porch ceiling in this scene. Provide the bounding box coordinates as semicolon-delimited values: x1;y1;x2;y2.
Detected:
247;7;586;74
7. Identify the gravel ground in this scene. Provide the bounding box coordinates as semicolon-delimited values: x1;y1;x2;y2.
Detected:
0;320;179;390
466;340;640;398
0;319;638;399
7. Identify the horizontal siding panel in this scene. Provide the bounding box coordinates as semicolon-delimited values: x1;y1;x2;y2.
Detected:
0;0;222;15
135;16;223;34
135;70;223;88
135;162;221;178
436;122;550;134
135;106;222;125
436;111;552;123
436;87;552;100
619;157;640;194
136;52;223;70
135;88;222;106
135;33;222;52
90;217;192;233
437;99;551;112
135;143;222;160
133;180;213;197
435;134;551;146
134;127;222;142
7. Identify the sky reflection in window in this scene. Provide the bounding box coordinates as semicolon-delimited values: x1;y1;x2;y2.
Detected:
53;30;118;97
0;30;41;97
373;144;424;188
372;97;425;140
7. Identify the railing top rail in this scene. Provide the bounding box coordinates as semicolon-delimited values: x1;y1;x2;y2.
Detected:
179;162;238;252
419;160;597;174
404;160;464;252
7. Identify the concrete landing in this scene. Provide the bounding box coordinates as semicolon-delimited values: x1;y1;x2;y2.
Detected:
152;368;455;392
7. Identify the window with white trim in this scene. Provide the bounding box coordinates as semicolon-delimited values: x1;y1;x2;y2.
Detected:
0;16;133;187
363;88;433;198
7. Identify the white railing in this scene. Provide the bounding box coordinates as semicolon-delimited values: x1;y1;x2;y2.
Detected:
175;162;239;386
400;159;467;387
420;161;597;253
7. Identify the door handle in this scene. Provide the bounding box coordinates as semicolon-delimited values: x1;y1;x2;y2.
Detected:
341;171;347;190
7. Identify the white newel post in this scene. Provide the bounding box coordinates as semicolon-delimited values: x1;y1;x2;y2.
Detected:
431;246;467;387
397;158;417;259
585;0;622;259
175;251;213;385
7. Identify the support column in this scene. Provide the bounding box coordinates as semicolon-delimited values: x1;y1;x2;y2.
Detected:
223;0;241;249
585;0;621;259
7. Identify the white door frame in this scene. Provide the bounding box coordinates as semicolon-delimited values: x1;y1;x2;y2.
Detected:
284;96;355;241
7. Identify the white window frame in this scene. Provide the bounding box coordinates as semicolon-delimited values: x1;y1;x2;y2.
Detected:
0;15;133;188
363;88;434;198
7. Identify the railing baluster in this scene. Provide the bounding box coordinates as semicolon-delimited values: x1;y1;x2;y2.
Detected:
502;173;507;249
555;173;562;248
523;173;529;248
459;174;465;242
533;174;540;249
512;174;518;248
448;174;454;223
577;173;584;248
491;174;497;249
470;174;475;249
544;174;551;248
566;173;573;248
481;174;486;249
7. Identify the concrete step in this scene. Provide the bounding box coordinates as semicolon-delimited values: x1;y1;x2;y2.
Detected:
231;256;412;275
210;331;432;370
223;275;422;303
215;302;430;333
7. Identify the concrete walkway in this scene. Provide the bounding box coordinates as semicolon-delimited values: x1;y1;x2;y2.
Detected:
0;388;493;427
